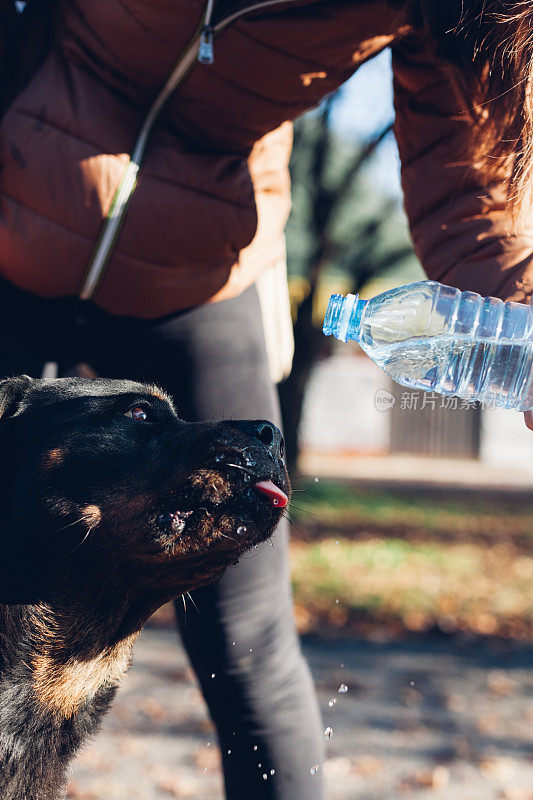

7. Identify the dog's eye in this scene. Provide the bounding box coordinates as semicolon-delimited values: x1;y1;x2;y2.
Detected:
125;407;148;422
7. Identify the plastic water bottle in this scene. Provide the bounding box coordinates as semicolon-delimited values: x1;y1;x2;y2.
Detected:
323;281;533;411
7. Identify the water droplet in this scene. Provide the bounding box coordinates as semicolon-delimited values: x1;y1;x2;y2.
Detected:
243;473;252;484
227;749;232;755
232;641;236;646
258;763;262;768
253;746;258;751
211;673;216;678
262;774;268;780
338;684;348;694
314;477;319;483
335;540;339;545
249;648;253;653
202;767;208;773
270;769;275;776
410;681;415;686
324;726;333;739
273;499;279;506
310;764;320;775
237;525;247;535
328;698;336;707
215;454;225;463
169;514;187;535
335;598;339;604
340;663;345;669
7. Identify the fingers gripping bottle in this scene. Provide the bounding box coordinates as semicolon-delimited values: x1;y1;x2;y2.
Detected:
323;281;533;411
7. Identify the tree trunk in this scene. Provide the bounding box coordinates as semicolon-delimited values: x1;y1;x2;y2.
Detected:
278;291;329;477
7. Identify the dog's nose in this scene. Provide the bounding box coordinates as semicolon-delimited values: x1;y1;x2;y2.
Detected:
251;420;285;461
230;420;285;461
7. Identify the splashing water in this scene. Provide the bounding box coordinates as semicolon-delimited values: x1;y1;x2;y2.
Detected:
338;684;348;694
325;727;333;739
310;764;320;775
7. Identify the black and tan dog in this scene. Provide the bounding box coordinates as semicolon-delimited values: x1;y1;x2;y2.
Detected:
0;375;289;800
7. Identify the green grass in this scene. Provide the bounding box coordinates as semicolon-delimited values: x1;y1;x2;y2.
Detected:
290;537;533;637
288;481;533;638
290;480;533;541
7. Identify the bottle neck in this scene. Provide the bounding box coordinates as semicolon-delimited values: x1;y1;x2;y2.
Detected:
338;294;367;342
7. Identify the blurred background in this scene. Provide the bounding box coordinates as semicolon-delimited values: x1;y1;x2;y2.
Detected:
69;52;533;800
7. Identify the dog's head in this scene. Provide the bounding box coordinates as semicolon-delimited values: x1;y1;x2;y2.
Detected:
0;376;290;606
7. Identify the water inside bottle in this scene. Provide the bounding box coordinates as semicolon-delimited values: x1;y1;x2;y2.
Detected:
367;335;533;408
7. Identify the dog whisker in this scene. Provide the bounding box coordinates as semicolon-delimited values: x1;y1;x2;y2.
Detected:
62;525;95;558
225;463;257;478
289;503;317;518
282;512;310;544
57;516;87;532
186;591;201;617
218;532;238;543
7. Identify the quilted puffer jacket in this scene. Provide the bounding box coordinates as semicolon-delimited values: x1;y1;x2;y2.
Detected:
0;0;531;318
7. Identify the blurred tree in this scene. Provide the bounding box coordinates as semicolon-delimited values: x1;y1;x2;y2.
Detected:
279;96;415;475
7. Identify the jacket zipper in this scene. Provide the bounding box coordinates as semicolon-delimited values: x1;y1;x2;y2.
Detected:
198;0;216;64
79;0;304;301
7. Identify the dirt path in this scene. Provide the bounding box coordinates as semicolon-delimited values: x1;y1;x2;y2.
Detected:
68;628;533;800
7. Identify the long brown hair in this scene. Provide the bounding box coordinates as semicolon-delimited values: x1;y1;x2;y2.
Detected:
413;1;533;229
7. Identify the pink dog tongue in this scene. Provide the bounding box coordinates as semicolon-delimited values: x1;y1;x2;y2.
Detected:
254;480;288;508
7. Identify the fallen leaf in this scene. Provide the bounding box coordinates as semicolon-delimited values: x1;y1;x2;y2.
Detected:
479;757;518;780
66;780;96;800
351;756;384;777
402;766;450;790
156;773;200;798
476;714;499;733
486;671;519;696
323;757;352;779
193;745;222;772
499;788;533;800
139;697;167;723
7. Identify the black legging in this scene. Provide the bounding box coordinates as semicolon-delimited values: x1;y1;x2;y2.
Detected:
0;279;325;800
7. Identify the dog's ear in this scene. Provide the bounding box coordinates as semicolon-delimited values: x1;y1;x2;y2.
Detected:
0;375;33;421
